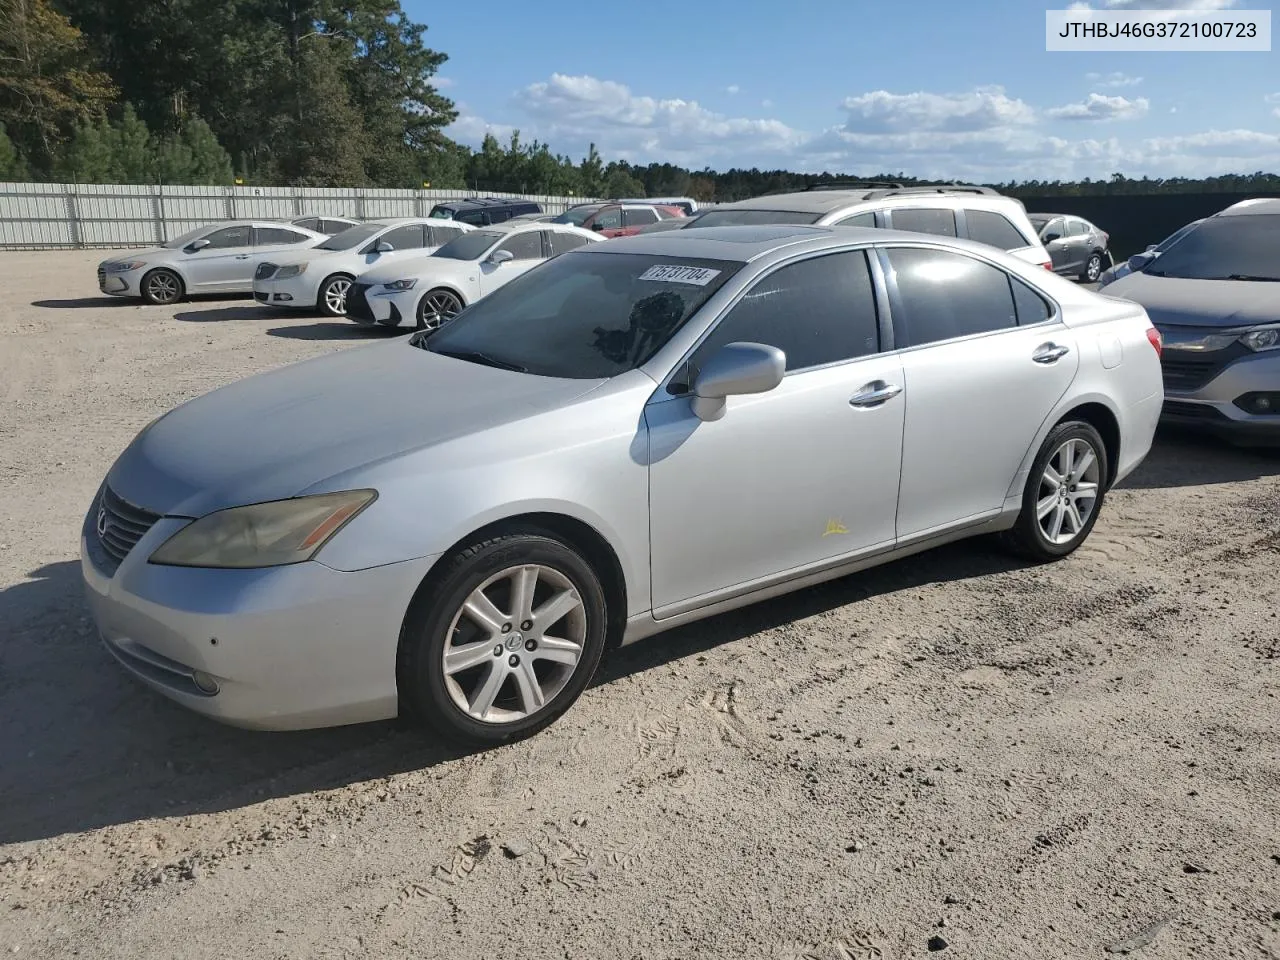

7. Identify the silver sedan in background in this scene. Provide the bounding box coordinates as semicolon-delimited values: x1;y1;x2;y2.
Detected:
82;225;1163;743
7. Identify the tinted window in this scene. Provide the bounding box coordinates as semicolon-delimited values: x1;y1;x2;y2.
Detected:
428;206;456;219
965;210;1028;250
1155;220;1200;253
548;231;592;256
836;212;876;228
320;219;352;234
1067;219;1087;236
318;222;391;251
434;231;502;260
496;231;543;261
378;224;426;251
692;208;823;227
623;208;659;227
201;225;251;249
553;205;601;227
889;208;957;237
423;252;743;379
590;207;623;231
428;225;464;245
1012;279;1052;325
690;251;879;374
456;211;489;226
256;227;309;246
1144;214;1280;281
887;247;1017;348
293;217;318;232
1041;218;1066;239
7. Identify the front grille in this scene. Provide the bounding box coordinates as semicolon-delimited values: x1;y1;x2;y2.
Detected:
1157;332;1249;393
254;291;269;303
346;283;375;323
1161;358;1224;392
97;266;107;287
96;486;161;567
1163;400;1228;422
255;262;278;281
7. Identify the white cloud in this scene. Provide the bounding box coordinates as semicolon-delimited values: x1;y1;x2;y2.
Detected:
761;99;773;109
726;85;740;95
839;86;1035;134
1085;71;1144;88
433;76;455;89
1047;93;1150;121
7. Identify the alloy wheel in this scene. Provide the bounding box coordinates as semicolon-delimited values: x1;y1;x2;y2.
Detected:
1086;254;1102;283
146;272;180;304
418;290;463;331
324;278;351;315
441;564;586;724
1036;437;1101;545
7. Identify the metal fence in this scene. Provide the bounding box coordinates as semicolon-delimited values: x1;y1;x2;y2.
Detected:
0;183;604;250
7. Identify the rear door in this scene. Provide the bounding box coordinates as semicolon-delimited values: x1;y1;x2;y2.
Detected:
182;224;255;291
880;244;1078;538
1064;219;1090;273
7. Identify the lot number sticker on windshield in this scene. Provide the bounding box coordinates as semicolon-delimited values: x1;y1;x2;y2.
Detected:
638;265;721;286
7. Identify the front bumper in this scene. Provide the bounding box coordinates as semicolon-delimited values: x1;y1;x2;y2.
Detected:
1159;349;1280;446
98;266;146;298
252;274;317;310
80;503;437;731
346;283;411;327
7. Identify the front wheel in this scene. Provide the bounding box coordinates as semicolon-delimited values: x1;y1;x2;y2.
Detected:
317;274;352;317
416;288;464;331
397;530;609;746
1082;252;1104;284
140;268;184;306
1002;420;1108;562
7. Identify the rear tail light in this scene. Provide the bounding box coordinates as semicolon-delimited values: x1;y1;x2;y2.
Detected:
1042;260;1053;271
1146;326;1163;358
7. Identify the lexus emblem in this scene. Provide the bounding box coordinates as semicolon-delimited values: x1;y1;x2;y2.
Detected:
96;506;109;538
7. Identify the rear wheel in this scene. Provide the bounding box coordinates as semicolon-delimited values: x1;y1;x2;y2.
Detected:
398;529;608;746
1081;252;1104;283
416;288;464;331
317;274;352;317
1002;420;1108;562
141;268;184;306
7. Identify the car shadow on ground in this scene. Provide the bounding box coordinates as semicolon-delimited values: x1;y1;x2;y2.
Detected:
172;304;283;323
266;322;409;341
32;294;241;310
0;539;1020;845
1119;428;1279;490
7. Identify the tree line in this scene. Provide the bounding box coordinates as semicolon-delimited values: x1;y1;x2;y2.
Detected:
1;0;1277;198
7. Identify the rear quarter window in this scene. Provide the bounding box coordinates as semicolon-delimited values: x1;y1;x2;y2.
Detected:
964;210;1030;251
889;208;958;237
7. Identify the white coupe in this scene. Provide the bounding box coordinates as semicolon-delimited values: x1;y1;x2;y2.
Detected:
345;221;603;330
252;219;474;316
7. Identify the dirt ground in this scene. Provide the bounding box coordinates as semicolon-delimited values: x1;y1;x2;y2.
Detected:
1;250;1278;960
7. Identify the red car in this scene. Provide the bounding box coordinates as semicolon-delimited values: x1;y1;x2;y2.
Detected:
552;202;686;238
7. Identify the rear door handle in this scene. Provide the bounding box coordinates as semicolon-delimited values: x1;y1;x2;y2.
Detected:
1033;342;1070;364
849;381;903;408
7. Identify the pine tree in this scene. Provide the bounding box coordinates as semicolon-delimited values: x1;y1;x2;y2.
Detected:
0;121;28;179
55;117;113;182
108;103;151;182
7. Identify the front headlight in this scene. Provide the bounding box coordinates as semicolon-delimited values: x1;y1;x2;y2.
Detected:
1241;325;1280;352
382;278;418;292
106;260;146;273
275;263;307;280
149;490;376;569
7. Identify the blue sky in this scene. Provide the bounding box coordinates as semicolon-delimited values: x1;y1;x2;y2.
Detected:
407;0;1280;181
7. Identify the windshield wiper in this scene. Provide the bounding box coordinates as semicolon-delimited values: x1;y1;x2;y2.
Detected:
1143;268;1166;276
1209;273;1280;282
430;348;527;372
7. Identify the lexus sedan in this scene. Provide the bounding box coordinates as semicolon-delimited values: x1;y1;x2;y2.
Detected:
96;221;327;305
83;225;1163;743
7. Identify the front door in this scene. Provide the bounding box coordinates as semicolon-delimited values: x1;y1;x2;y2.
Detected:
478;231;546;295
880;245;1080;538
182;224;254;291
647;249;905;614
1041;217;1071;273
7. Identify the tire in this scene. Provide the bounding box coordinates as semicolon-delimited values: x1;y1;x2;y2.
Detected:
1002;420;1109;562
140;268;184;306
316;274;353;317
1081;252;1104;284
416;288;464;331
397;529;609;746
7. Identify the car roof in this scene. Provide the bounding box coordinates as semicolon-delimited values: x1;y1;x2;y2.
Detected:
709;185;1007;215
1217;197;1280;216
433;197;538;210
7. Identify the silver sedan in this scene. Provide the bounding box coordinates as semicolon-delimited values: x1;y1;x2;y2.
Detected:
82;225;1164;743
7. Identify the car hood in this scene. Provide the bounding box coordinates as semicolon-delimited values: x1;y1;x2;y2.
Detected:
261;247;352;268
357;255;465;285
107;341;607;517
101;248;169;265
1104;272;1280;328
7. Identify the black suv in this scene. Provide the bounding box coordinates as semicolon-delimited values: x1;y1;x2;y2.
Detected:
428;197;543;227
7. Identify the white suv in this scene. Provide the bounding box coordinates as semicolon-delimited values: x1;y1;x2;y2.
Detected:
693;182;1053;270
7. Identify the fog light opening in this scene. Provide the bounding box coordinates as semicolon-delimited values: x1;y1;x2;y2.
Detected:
1234;392;1280;415
191;670;220;695
274;293;293;302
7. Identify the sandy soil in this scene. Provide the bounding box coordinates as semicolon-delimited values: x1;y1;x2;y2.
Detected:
1;250;1278;960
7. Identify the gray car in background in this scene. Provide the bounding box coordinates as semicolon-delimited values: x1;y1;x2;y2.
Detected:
1102;199;1280;445
82;225;1162;743
1029;213;1111;283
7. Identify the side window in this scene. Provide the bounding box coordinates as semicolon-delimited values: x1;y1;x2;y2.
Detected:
378;224;426;251
199;225;251;249
1067;219;1087;237
836;212;877;228
321;219;351;235
1042;217;1066;240
255;227;309;246
886;247;1017;348
889;208;957;237
591;207;623;231
964;210;1029;251
495;231;544;261
1012;278;1052;325
457;211;487;226
293;218;318;232
690;250;880;374
623;207;659;227
548;230;592;256
428;225;463;246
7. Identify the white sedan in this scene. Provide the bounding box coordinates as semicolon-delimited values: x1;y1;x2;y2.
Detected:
96;221;327;305
345;221;602;331
252;219;474;316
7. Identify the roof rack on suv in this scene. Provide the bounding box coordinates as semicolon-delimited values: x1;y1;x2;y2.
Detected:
804;180;905;192
860;184;998;200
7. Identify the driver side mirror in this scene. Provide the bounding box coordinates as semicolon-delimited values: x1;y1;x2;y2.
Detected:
690;342;785;422
187;238;211;252
1042;232;1061;244
1127;251;1158;272
591;222;606;231
375;241;394;253
486;249;514;265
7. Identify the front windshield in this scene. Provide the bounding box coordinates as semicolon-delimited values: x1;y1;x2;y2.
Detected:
317;222;389;252
433;230;501;260
1155;220;1200;253
552;205;600;227
428;207;455;220
421;251;744;378
691;208;822;227
1143;214;1280;281
162;226;216;249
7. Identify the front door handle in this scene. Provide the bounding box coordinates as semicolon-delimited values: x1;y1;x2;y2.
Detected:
849;380;903;408
1033;343;1070;364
